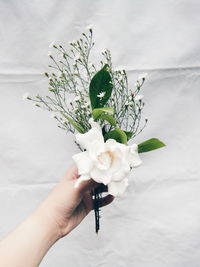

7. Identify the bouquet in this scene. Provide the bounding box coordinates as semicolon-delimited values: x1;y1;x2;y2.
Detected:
24;27;165;233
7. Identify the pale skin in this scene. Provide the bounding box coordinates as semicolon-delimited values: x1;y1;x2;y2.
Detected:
0;166;114;267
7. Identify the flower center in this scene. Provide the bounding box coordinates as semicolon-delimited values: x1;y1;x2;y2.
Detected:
97;150;115;170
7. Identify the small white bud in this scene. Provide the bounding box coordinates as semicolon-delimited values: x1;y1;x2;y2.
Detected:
74;96;81;102
68;40;76;45
135;94;144;101
97;92;106;98
22;93;31;100
125;101;129;106
74;54;80;61
50;114;57;119
49;42;55;48
33;103;40;107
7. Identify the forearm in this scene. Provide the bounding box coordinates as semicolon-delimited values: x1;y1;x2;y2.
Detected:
0;209;60;267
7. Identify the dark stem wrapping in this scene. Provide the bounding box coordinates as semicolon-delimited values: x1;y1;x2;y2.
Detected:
93;187;101;233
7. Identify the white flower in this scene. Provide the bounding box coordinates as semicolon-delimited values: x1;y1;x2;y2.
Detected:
74;96;81;102
33;103;40;107
97;92;105;98
73;119;142;197
49;42;55;48
125;101;129;106
74;54;80;61
50;114;57;119
135;81;140;88
86;24;93;30
138;73;147;80
48;51;52;57
114;66;125;73
69;40;76;45
134;94;144;101
22;93;31;100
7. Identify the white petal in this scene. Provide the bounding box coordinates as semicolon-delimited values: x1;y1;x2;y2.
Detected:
72;151;93;175
88;139;105;162
108;178;129;197
90;167;112;185
112;165;130;182
88;118;102;132
75;119;104;151
74;174;90;188
128;144;142;167
109;154;122;173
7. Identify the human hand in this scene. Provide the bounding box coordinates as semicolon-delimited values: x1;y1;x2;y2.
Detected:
35;166;114;238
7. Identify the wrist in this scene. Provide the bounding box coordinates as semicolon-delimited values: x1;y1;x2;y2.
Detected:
31;207;62;243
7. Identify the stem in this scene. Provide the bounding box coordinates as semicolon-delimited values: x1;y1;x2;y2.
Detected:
93;187;101;234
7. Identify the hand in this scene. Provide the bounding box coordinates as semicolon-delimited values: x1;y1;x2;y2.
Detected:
36;166;114;238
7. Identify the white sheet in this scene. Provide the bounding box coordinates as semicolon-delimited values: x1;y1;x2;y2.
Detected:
1;0;200;266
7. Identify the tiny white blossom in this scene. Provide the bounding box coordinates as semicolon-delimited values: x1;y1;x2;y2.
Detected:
135;94;144;101
74;96;81;102
22;93;31;100
33;103;40;107
125;101;129;106
50;114;57;119
97;92;105;98
74;54;80;61
138;73;148;80
49;42;55;48
114;66;125;72
68;40;76;45
135;81;140;88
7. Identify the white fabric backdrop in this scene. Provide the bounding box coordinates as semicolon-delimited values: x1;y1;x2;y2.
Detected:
1;0;200;266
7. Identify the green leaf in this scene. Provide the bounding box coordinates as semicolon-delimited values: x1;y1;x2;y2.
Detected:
104;128;127;144
92;107;117;126
61;112;85;133
138;138;166;153
98;114;117;126
89;64;113;109
92;107;114;120
124;131;134;141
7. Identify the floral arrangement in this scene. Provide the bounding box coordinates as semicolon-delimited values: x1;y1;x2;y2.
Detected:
24;27;165;233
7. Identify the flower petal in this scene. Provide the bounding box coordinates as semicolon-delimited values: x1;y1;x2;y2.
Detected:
128;144;142;167
72;151;93;175
90;167;112;185
88;139;105;162
108;178;129;197
75;119;104;151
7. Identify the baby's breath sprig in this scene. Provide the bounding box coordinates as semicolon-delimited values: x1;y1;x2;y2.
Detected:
24;29;147;142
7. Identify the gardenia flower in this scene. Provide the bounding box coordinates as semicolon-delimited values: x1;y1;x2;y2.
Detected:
73;118;142;196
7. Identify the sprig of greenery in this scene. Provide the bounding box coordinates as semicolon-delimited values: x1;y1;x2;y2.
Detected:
25;29;165;152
